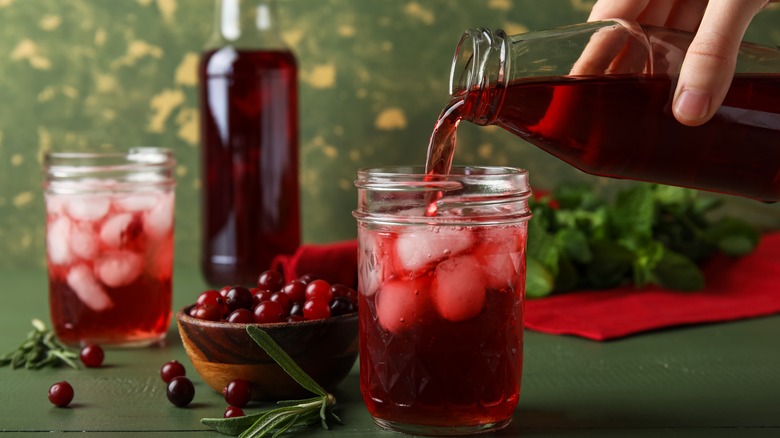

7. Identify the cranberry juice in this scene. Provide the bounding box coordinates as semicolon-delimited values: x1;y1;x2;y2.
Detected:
199;49;300;286
358;222;526;429
45;189;174;346
434;73;780;201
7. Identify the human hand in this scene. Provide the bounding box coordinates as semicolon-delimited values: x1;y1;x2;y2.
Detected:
589;0;775;126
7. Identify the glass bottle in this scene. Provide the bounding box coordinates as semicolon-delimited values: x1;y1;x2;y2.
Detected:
435;20;780;202
199;0;300;286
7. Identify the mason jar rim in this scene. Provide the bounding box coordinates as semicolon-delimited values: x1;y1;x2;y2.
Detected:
44;147;174;175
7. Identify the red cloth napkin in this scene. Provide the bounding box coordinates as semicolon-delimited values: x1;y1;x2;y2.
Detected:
272;234;780;341
271;240;358;288
525;231;780;340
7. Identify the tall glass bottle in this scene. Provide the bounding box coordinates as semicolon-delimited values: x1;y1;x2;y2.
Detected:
199;0;300;286
431;21;780;202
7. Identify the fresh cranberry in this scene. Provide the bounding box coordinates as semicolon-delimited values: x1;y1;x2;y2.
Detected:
281;280;307;304
48;381;74;407
79;344;104;368
252;289;273;307
298;273;315;285
223;379;252;407
196;289;223;308
167;376;195;407
227;308;254;324
257;270;284;292
219;285;233;298
253;301;286;324
191;305;223;321
160;360;186;383
331;284;358;303
269;292;292;314
224;286;253;311
305;280;333;302
304;297;331;320
289;302;303;317
330;296;356;317
287;314;305;323
224;406;245;418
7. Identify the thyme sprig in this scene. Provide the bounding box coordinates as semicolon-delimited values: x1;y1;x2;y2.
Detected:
0;319;79;370
201;326;342;437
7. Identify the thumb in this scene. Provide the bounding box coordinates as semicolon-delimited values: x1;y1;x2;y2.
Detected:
672;0;768;126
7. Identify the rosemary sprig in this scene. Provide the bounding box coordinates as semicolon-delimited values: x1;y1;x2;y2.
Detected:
201;326;342;437
0;319;79;370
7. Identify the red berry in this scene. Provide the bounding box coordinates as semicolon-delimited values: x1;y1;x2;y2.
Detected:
225;286;253;311
305;280;333;302
331;284;357;303
253;301;286;324
191;305;223;321
304;297;331;320
289;302;303;317
227;308;254;324
330;296;356;316
298;273;315;285
281;280;307;304
196;289;223;308
80;344;104;368
48;381;74;407
167;376;195;407
224;406;245;418
252;289;273;307
223;379;252;407
257;270;284;292
269;292;292;314
219;285;233;298
160;360;186;383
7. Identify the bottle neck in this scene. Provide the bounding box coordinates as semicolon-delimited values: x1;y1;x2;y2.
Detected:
207;0;287;50
449;29;509;125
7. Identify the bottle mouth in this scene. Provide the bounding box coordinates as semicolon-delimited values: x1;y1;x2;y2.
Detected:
450;29;508;97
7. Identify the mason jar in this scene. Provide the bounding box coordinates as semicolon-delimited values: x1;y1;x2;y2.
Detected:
43;147;176;347
353;165;532;435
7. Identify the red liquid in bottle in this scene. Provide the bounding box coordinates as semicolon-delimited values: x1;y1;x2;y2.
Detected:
428;73;780;202
199;48;300;286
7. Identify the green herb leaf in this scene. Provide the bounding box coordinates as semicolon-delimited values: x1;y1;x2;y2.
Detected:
653;249;705;291
245;326;327;398
0;319;78;370
525;258;555;298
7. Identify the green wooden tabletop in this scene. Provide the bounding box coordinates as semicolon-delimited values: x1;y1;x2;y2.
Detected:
1;266;779;437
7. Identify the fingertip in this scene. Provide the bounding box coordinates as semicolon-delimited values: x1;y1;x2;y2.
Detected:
673;88;713;126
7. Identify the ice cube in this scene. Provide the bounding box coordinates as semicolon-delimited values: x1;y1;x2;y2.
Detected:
395;227;474;272
376;277;432;334
144;193;174;239
69;222;98;260
114;192;159;212
473;226;526;290
358;231;390;297
67;264;113;311
100;213;140;248
432;255;486;322
95;250;143;288
65;194;111;222
47;216;73;265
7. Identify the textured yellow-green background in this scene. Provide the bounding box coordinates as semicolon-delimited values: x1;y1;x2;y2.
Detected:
1;0;779;271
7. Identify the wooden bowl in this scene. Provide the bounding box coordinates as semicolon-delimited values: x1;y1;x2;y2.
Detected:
176;305;359;400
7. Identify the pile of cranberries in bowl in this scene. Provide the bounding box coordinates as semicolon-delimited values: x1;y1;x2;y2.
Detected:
188;270;358;324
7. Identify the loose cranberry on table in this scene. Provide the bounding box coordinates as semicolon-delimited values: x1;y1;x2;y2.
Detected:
48;381;74;407
224;406;245;418
79;344;104;368
223;379;252;408
160;360;186;383
167;376;195;407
